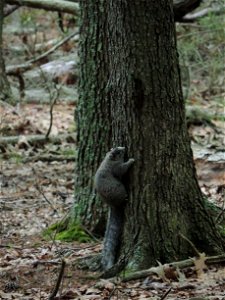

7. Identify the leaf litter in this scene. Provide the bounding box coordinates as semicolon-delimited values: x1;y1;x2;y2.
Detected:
0;101;224;300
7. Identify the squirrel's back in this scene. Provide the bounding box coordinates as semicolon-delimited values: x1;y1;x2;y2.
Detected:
94;147;128;206
94;147;134;271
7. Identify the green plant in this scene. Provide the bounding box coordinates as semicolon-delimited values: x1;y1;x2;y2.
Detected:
177;12;224;107
43;222;92;242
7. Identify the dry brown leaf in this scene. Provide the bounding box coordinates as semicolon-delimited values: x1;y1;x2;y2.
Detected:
193;253;207;277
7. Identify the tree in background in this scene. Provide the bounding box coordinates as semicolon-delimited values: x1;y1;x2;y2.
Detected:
73;0;225;275
0;0;13;104
72;1;111;235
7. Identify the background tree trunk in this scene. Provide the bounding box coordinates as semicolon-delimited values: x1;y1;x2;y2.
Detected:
73;1;111;234
74;0;224;273
0;0;13;104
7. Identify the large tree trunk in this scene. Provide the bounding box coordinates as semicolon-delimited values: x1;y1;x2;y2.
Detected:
0;0;13;104
74;0;224;273
105;0;224;270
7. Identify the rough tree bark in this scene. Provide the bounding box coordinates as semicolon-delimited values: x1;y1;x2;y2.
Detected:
0;0;13;104
104;0;224;271
73;0;225;273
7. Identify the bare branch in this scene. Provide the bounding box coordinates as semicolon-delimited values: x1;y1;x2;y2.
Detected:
48;259;66;300
6;0;79;15
3;4;19;17
108;254;225;282
160;288;172;300
0;133;75;146
183;5;225;21
6;30;79;75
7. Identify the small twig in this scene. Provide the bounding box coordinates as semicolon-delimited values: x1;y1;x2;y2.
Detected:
0;244;22;250
10;73;25;99
0;133;75;146
48;259;66;300
179;233;200;257
3;4;19;17
22;154;75;163
182;5;225;22
216;209;225;224
37;66;61;139
6;30;79;75
48;211;70;252
215;198;225;224
108;286;118;299
33;260;61;267
160;287;172;300
0;99;16;110
45;85;60;139
34;181;59;216
80;224;100;242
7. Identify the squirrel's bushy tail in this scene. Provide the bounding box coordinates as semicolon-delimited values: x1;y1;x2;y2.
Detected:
101;206;124;270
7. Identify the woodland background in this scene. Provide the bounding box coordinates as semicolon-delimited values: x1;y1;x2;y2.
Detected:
0;0;225;299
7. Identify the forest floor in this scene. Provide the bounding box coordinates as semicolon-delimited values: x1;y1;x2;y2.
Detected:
0;102;224;300
1;4;225;300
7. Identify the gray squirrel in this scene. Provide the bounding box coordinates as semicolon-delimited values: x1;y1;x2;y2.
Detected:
94;147;135;270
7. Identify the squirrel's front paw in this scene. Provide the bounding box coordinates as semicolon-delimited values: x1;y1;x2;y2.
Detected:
129;158;135;164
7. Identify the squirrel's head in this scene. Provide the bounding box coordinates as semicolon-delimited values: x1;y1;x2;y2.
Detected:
108;147;125;161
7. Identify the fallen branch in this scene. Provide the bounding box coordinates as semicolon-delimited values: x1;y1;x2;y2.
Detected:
48;259;66;300
110;254;225;282
3;4;19;17
10;73;25;99
182;5;225;21
6;30;79;75
23;154;75;163
6;0;79;15
179;233;200;257
43;83;60;139
0;133;76;146
35;182;59;216
6;0;205;21
0;244;22;250
160;288;172;300
33;260;61;267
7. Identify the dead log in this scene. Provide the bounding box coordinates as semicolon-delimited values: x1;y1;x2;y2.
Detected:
109;254;225;282
0;133;76;147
